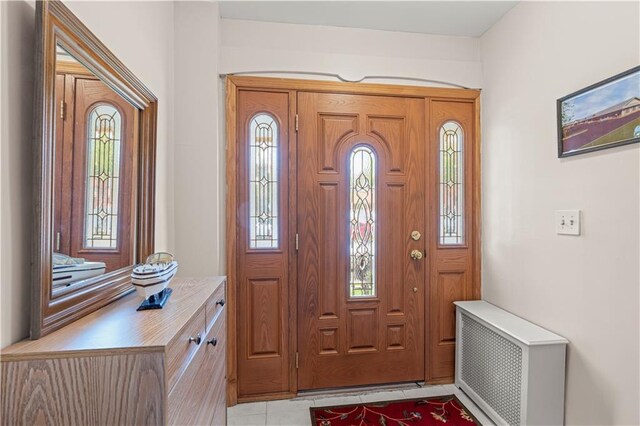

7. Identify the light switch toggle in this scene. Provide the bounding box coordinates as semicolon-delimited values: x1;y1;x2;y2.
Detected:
556;210;581;236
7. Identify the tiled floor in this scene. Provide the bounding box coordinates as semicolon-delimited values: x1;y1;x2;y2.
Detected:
227;384;493;425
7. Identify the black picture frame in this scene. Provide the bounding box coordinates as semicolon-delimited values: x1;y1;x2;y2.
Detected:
557;65;640;158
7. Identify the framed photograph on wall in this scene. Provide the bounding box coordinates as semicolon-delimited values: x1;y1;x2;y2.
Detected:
557;66;640;157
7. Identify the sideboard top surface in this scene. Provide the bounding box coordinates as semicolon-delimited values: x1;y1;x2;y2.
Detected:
1;276;226;360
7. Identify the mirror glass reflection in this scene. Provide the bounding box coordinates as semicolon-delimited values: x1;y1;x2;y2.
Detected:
52;44;137;296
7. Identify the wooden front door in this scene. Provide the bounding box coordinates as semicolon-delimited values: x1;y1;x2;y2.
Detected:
297;93;426;389
54;73;137;273
228;77;481;403
70;78;137;272
235;90;293;397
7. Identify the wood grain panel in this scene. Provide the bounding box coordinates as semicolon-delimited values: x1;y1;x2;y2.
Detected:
368;116;406;172
1;353;164;426
166;306;206;392
248;278;281;357
385;183;406;315
437;272;466;343
319;183;339;318
386;324;406;350
318;114;358;172
348;308;378;353
319;328;339;354
226;78;239;405
168;311;226;425
205;282;226;331
92;354;165;425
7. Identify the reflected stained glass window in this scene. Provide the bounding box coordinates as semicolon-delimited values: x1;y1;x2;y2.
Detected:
84;104;122;249
349;146;376;298
249;114;279;249
439;121;464;245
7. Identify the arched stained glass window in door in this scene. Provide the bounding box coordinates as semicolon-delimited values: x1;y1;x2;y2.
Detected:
439;121;464;245
249;113;279;249
84;104;122;249
349;146;376;298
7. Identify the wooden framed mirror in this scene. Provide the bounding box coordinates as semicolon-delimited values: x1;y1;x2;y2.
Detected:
31;0;157;338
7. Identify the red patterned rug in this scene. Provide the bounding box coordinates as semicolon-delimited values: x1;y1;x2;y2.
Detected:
310;395;479;425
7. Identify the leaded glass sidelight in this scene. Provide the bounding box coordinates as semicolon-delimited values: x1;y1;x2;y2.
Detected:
439;121;464;245
249;114;279;249
349;146;376;298
84;104;122;249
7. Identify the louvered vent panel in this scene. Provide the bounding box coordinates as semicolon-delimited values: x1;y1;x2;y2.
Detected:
460;312;522;425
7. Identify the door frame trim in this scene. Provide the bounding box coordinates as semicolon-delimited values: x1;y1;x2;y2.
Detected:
225;76;481;405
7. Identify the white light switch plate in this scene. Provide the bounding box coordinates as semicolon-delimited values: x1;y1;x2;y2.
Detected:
556;210;581;235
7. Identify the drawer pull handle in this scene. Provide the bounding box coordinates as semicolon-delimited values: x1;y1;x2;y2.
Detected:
216;299;225;307
207;337;218;346
189;334;202;345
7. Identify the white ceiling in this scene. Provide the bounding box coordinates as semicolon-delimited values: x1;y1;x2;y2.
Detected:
219;1;518;38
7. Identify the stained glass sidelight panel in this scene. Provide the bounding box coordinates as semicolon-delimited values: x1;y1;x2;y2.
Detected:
349;146;376;298
249;114;279;249
84;104;122;249
439;121;464;245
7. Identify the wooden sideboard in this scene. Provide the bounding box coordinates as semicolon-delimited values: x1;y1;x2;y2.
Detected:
1;276;227;425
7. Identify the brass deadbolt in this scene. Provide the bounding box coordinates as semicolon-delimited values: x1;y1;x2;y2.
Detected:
410;249;424;260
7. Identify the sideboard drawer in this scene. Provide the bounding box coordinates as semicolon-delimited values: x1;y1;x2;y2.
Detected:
208;311;227;425
206;280;226;330
168;307;226;425
166;306;206;392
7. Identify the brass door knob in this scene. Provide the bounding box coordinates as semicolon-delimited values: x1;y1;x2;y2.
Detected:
411;231;421;241
410;250;423;260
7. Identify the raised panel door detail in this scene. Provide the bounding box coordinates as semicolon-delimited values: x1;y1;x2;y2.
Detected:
385;183;406;315
437;272;466;343
318;114;358;172
319;328;339;354
368;116;406;173
348;308;378;353
319;183;340;318
247;278;281;358
386;324;406;350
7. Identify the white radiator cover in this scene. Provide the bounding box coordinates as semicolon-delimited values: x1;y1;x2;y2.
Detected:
454;301;568;426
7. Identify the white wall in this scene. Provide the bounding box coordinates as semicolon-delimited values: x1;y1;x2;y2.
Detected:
220;19;482;88
173;2;224;276
481;2;639;425
0;0;35;348
0;1;176;348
